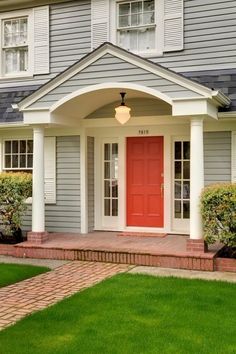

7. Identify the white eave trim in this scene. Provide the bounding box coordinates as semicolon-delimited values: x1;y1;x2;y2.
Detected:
18;43;216;111
212;90;231;107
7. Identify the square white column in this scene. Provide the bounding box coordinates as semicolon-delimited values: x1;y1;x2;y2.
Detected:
190;118;204;239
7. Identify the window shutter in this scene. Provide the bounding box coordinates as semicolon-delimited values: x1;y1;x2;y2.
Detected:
163;0;183;52
232;132;236;182
33;6;49;74
44;137;56;204
91;0;110;50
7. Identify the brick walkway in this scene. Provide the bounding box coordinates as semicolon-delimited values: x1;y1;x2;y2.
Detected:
0;261;130;331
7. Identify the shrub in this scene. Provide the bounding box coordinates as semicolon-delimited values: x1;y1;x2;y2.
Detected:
201;183;236;247
0;172;32;237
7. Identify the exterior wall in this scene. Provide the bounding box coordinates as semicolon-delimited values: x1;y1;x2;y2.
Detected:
204;131;231;185
87;136;94;232
23;135;81;233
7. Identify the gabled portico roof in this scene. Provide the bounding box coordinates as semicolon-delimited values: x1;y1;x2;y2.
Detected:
18;42;230;117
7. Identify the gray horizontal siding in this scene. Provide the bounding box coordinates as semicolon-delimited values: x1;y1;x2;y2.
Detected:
29;53;201;109
23;136;81;233
155;0;236;72
87;136;94;232
204;131;231;185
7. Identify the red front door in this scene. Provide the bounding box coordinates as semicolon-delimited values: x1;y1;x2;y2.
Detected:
127;137;164;227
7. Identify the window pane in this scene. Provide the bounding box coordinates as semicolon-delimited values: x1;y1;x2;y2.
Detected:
5;141;11;154
20;155;26;168
174;181;181;199
175;161;182;179
143;12;155;24
20;140;26;153
112;180;118;198
12;154;18;168
183;142;190;160
131;1;142;14
119;15;129;28
27;140;33;153
144;0;154;11
112;143;118;159
183;201;190;219
138;27;155;51
104;162;110;179
12;140;18;153
104;199;110;216
183;161;190;179
4;21;11;46
175;142;181;159
112;199;118;216
104;180;110;198
27;154;33;168
175;200;181;218
131;14;142;26
19;18;27;44
5;155;11;168
104;144;110;160
130;30;138;51
183;181;190;199
119;3;130;15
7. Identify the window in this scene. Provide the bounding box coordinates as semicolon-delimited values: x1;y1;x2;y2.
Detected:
174;141;190;220
117;0;156;53
4;139;33;171
104;143;118;217
0;7;49;78
2;17;28;75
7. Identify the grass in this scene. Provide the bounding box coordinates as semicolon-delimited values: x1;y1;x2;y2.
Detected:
0;263;50;288
0;273;236;354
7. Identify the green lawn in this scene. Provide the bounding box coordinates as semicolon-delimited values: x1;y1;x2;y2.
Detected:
0;274;236;354
0;263;50;288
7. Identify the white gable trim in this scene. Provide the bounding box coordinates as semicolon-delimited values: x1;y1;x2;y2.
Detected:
18;43;225;111
50;82;173;113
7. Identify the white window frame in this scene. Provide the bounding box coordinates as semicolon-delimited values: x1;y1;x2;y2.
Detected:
0;9;34;78
3;138;33;171
172;136;190;233
110;0;164;56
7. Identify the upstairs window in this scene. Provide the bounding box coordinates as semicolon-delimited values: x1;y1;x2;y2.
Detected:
117;0;156;53
3;17;28;75
0;6;49;78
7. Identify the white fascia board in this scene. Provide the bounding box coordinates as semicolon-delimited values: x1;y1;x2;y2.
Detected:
23;110;51;124
19;43;214;110
172;98;218;119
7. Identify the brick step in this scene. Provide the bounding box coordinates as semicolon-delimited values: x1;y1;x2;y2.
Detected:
13;245;215;271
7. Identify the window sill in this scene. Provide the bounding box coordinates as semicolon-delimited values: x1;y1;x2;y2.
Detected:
0;73;34;81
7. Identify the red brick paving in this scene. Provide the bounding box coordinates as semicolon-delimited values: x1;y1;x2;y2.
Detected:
0;261;130;331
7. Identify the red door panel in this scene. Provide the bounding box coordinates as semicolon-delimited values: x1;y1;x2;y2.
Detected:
127;137;164;227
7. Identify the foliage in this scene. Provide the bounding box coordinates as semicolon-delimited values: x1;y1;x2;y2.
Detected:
0;172;32;236
201;183;236;247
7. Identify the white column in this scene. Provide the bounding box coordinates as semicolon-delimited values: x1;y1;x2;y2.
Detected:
32;127;45;232
190;118;204;239
80;128;88;234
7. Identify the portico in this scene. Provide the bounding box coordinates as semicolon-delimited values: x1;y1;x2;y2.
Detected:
17;43;230;250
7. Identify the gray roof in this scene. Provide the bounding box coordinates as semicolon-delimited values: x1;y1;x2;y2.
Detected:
184;69;236;111
0;86;39;123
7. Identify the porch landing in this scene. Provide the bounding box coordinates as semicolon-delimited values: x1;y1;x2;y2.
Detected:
12;232;221;272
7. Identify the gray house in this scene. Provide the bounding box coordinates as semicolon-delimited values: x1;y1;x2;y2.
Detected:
0;0;235;251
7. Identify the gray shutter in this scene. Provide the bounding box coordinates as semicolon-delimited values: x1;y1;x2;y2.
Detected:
232;132;236;182
44;137;56;204
164;0;183;52
91;0;110;50
33;6;49;74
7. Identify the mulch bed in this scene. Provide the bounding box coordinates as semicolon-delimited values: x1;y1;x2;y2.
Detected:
217;246;236;259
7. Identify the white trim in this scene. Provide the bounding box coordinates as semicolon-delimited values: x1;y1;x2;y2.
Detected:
0;8;34;78
80;128;88;234
50;82;173;113
18;43;217;110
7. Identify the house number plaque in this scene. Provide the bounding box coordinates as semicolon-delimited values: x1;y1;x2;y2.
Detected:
138;129;149;135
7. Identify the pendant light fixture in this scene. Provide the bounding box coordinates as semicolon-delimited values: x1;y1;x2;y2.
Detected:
115;92;131;125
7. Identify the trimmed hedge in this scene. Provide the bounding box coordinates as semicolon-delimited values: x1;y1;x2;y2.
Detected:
0;172;32;236
201;183;236;247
